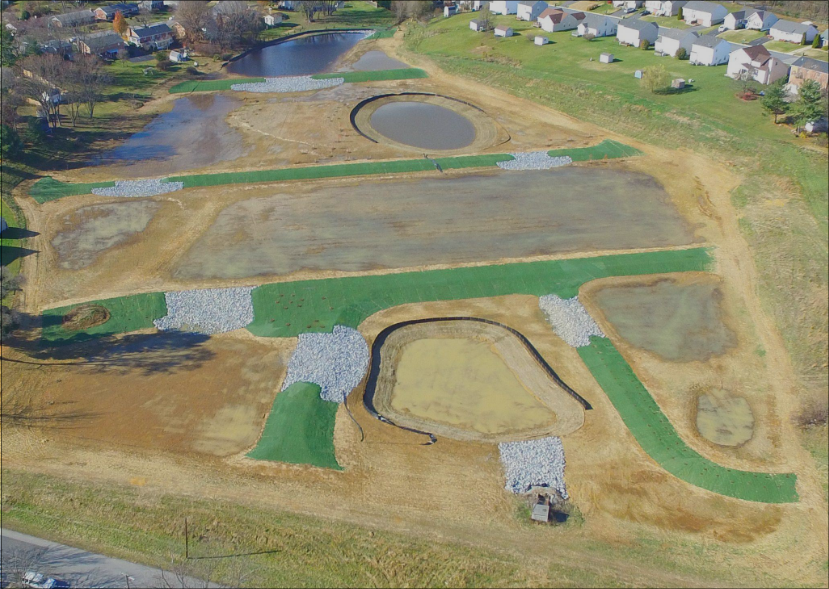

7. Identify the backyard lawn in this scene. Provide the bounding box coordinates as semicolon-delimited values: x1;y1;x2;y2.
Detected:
718;29;766;43
641;15;691;29
763;40;804;54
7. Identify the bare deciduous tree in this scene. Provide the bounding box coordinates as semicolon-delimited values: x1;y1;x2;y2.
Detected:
17;53;63;128
175;0;215;44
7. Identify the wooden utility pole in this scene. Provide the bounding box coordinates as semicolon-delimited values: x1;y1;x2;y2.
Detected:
184;517;189;559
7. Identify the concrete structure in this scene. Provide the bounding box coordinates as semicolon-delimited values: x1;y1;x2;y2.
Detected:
538;8;585;33
94;3;139;21
682;1;728;27
745;9;777;31
534;35;550;45
690;35;731;65
490;0;520;15
50;9;95;28
517;0;548;21
645;1;687;16
655;28;698;56
494;25;514;37
616;19;658;47
721;10;746;31
469;19;487;31
788;56;829;92
726;45;789;84
128;22;173;50
577;13;618;38
264;13;284;26
769;20;818;45
531;502;550;522
599;52;614;63
78;31;126;57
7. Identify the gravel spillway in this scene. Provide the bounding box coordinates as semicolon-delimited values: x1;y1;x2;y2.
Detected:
499;437;568;498
91;179;184;198
496;152;573;171
282;326;370;403
154;287;255;334
539;295;605;348
231;75;344;93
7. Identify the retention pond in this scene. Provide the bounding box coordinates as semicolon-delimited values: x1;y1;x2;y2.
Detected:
369;101;476;150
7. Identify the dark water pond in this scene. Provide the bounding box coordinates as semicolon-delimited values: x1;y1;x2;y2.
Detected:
350;50;407;71
369;102;476;150
226;31;367;77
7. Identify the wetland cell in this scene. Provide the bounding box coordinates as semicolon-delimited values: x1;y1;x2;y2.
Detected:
369;101;476;150
696;389;755;446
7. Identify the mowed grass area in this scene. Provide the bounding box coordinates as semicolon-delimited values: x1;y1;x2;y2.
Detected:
405;13;829;428
640;15;691;29
247;382;341;470
718;29;766;43
579;337;797;503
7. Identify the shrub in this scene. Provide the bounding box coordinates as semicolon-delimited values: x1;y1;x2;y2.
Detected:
795;393;829;428
0;124;23;159
584;33;595;41
641;40;650;50
155;51;169;62
641;64;670;93
811;34;821;49
675;47;687;60
26;117;46;141
155;59;172;71
19;9;30;20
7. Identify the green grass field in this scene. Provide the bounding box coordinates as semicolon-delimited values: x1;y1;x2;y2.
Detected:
640;15;691;29
717;29;766;44
578;337;798;503
168;77;266;94
247;382;341;470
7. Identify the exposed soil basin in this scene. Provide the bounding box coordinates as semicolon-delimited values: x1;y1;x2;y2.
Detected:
696;389;755;447
173;168;698;280
369;101;476;150
226;31;368;77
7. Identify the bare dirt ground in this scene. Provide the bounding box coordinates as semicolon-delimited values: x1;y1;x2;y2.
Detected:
4;30;827;587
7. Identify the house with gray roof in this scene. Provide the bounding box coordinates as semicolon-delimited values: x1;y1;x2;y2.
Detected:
770;20;819;44
690;34;731;65
616;18;659;47
78;31;126;57
645;1;687;17
127;22;173;50
655;28;698;57
788;56;829;92
517;0;547;21
721;10;745;31
50;9;95;28
577;13;618;38
682;1;728;27
745;9;778;31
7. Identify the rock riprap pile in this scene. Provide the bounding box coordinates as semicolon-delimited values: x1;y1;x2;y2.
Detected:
91;179;184;198
499;437;568;498
231;75;344;93
497;152;572;171
539;295;605;348
282;326;370;403
154;287;255;334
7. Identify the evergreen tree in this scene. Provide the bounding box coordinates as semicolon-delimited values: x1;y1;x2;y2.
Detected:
761;79;789;123
792;79;826;131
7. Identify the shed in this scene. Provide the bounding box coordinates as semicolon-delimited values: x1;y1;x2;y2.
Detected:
672;78;686;88
634;69;643;78
444;4;458;17
469;19;486;32
169;49;188;62
264;13;284;26
534;35;549;46
600;52;614;63
531;502;550;522
494;26;514;38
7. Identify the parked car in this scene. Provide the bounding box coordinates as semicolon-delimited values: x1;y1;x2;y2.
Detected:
623;6;636;13
717;24;727;32
22;572;71;589
641;10;650;15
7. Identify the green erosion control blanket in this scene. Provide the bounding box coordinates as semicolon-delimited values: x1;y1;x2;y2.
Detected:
312;68;429;82
248;248;712;337
550;139;643;161
247;382;341;470
29;178;116;204
578;337;798;503
168;77;266;94
41;292;167;344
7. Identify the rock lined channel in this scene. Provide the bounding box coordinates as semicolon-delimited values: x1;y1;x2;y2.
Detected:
231;76;344;93
154;287;255;334
91;179;184;198
539;295;605;348
497;152;572;171
499;437;568;498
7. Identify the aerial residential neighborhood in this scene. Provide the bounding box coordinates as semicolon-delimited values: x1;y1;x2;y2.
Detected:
0;1;827;588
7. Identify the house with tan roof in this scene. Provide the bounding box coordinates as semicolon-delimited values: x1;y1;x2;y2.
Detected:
538;8;585;33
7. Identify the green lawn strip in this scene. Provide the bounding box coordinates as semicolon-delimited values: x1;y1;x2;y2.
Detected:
248;248;712;338
29;177;116;204
367;27;397;40
577;337;798;503
247;382;341;470
312;68;428;82
550;139;643;162
41;292;167;345
169;77;266;94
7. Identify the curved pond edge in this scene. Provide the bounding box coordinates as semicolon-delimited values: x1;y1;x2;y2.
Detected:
222;28;375;69
362;316;592;445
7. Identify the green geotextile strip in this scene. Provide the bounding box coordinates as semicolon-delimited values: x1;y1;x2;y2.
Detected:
312;68;428;82
41;292;167;344
169;77;266;94
549;139;643;162
366;27;396;40
578;337;798;503
248;248;712;338
29;177;116;204
247;382;342;470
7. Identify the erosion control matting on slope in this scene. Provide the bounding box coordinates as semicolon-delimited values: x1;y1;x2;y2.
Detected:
549;139;643;162
41;292;167;345
577;337;798;503
247;382;341;470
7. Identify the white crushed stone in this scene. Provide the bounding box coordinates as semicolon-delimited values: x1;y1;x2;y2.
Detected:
91;179;184;198
497;152;572;171
538;294;605;348
282;325;369;403
499;437;568;498
231;75;344;93
154;287;255;334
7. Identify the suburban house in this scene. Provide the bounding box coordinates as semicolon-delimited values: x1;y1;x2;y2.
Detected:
769;20;819;45
494;25;514;37
489;1;520;15
726;45;789;84
689;35;731;65
788;56;829;92
40;39;73;56
139;0;165;11
654;28;698;57
577;13;618;38
50;9;95;28
745;9;778;31
645;1;687;16
443;3;459;17
821;29;828;47
458;0;486;9
682;1;728;27
94;3;139;21
469;18;487;31
78;31;126;57
721;10;746;31
264;13;284;26
613;1;643;8
127;22;173;50
616;19;658;47
538;8;585;33
516;0;547;21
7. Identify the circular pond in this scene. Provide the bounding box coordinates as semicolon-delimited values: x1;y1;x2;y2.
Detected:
369;102;476;150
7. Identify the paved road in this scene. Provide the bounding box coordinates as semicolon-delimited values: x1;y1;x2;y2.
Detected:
1;529;214;588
